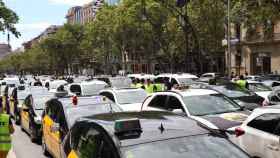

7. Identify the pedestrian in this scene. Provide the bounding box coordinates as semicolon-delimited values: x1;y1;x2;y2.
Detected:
0;103;14;158
145;79;154;94
236;75;248;90
230;72;235;80
131;79;137;88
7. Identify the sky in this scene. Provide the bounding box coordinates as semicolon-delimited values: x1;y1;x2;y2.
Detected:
1;0;94;50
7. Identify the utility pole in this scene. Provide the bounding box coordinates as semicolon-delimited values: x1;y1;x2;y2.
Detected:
227;0;231;76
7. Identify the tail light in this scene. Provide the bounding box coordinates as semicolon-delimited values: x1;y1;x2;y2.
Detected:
235;127;245;137
262;100;269;106
72;96;78;106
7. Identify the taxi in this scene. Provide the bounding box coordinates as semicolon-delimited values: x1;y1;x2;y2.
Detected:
41;95;122;158
20;88;53;142
62;111;250;158
9;87;30;124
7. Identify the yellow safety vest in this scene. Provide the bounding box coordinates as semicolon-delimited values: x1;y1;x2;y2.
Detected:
0;114;11;151
236;80;247;90
154;84;164;92
136;83;143;89
145;84;154;94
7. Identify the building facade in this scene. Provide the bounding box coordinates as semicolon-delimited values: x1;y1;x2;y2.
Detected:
0;44;11;59
229;21;280;75
23;25;61;50
66;0;120;25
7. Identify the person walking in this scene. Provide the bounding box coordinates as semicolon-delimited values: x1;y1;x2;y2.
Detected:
0;103;14;158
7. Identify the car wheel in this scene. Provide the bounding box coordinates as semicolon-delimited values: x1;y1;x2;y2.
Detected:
42;136;50;156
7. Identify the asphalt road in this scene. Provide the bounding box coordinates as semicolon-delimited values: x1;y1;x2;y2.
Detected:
11;124;49;158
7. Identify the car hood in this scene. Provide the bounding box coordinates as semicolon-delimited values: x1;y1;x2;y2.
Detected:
200;111;250;130
119;103;142;112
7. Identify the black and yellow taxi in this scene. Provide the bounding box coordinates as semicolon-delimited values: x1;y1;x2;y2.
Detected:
41;95;122;158
9;86;29;124
62;111;251;158
20;88;53;142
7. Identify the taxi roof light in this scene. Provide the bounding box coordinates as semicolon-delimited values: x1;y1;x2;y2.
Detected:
114;119;142;135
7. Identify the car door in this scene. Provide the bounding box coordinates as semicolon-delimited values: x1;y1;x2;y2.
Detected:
264;114;280;158
73;126;118;158
21;95;32;131
43;100;61;158
243;113;280;158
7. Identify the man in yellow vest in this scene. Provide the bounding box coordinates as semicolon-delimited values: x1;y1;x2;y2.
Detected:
236;75;248;90
145;79;154;94
0;104;14;158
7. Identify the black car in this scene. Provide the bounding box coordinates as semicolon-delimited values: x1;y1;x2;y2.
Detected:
61;111;251;158
41;96;122;158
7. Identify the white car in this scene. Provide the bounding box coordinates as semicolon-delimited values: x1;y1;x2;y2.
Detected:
127;74;156;81
247;80;272;101
48;80;68;92
68;80;108;96
232;106;280;158
245;75;261;81
99;88;148;111
142;88;249;131
156;73;198;86
199;72;222;82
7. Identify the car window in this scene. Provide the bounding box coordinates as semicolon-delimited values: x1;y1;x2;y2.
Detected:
148;95;168;109
70;84;82;95
247;113;280;135
115;90;147;104
122;135;249;158
100;92;115;102
165;96;184;112
182;94;241;116
77;128;117;158
202;74;213;78
170;78;178;86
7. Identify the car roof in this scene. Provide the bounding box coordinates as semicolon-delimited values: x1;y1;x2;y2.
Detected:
79;111;210;147
58;95;113;108
101;87;145;93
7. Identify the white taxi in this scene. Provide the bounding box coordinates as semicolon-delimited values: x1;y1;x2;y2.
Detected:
141;88;250;131
232;106;280;158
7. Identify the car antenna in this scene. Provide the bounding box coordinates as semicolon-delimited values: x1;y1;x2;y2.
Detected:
158;123;165;133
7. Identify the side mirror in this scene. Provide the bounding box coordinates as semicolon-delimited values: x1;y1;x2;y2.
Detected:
172;109;184;114
51;123;60;133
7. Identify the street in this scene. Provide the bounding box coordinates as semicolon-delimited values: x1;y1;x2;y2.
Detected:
12;124;48;158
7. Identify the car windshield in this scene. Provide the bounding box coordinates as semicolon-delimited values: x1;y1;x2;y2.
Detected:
212;85;251;98
116;90;147;104
248;83;272;92
122;134;249;158
182;94;240;116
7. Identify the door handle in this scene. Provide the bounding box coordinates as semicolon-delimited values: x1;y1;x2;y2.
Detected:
266;144;280;151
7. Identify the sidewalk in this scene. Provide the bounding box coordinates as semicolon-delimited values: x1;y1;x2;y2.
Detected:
7;148;16;158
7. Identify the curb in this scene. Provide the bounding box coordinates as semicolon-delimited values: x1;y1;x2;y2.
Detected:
7;148;16;158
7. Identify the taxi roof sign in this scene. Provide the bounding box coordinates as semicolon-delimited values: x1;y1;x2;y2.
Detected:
114;118;142;135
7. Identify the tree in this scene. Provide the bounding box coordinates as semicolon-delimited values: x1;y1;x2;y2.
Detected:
0;0;20;37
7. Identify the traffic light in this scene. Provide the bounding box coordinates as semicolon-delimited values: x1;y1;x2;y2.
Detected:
176;0;187;8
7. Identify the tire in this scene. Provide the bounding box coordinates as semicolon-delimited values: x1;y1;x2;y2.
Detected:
42;136;50;156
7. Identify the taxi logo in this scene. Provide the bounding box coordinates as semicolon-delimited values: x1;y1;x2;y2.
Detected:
220;113;248;122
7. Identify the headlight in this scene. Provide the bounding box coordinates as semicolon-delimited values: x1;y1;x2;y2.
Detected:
34;117;42;124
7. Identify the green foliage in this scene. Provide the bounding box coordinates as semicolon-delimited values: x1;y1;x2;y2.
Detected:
0;0;278;74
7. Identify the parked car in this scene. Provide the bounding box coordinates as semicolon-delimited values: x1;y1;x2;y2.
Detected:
199;72;222;83
247;80;272;100
62;111;251;158
67;80;108;96
232;106;280;158
141;88;250;131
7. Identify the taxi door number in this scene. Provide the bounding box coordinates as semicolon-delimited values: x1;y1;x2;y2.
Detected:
43;115;61;158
